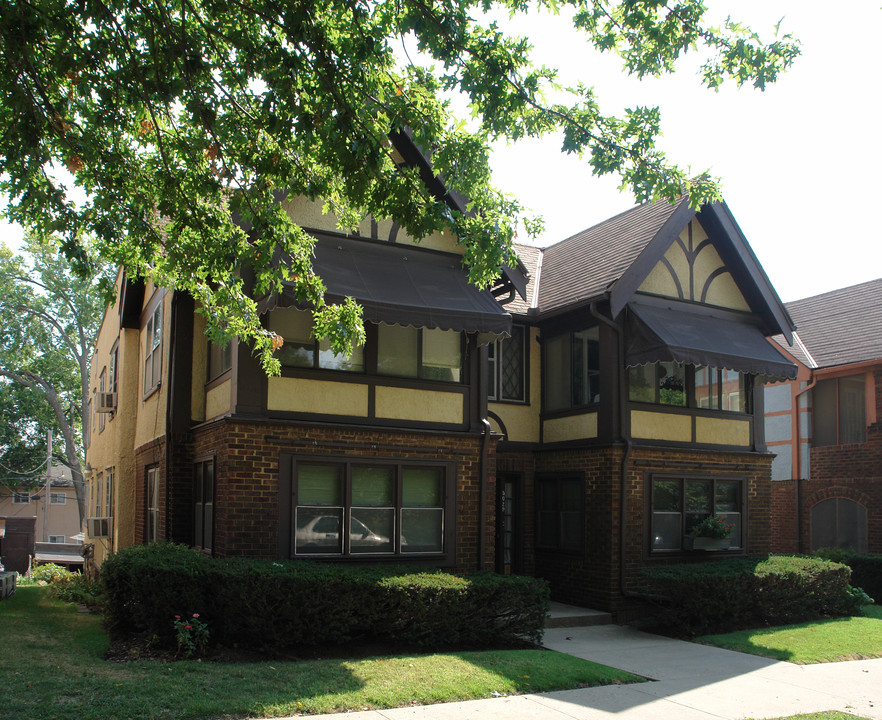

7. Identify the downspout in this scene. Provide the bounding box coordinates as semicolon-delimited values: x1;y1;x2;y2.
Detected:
792;375;818;553
589;301;641;601
479;418;491;571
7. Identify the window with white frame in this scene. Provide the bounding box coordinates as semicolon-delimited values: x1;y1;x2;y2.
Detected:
104;468;114;517
94;472;103;516
488;325;526;402
12;491;29;504
48;535;65;543
144;304;163;393
50;492;66;505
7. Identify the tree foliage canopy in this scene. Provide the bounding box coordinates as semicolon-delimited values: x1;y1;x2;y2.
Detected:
0;0;799;372
0;235;111;518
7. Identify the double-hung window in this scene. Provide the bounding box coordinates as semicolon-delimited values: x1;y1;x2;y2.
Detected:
269;307;365;373
292;460;448;557
488;325;526;402
146;466;160;543
50;492;66;505
144;304;162;393
98;367;107;433
544;328;600;411
12;492;29;504
377;324;461;382
650;476;743;552
813;375;866;446
535;475;584;551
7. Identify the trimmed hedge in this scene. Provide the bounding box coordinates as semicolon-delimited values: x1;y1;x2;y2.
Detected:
638;555;861;636
815;548;882;603
101;544;549;652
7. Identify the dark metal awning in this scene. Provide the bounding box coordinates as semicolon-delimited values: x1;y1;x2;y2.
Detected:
262;234;512;337
625;301;797;379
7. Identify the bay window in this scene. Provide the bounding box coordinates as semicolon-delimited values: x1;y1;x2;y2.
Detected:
629;364;749;413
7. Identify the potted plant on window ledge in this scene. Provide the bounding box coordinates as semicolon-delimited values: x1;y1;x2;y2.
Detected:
684;516;733;551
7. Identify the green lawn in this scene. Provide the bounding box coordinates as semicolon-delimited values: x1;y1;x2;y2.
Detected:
0;586;641;720
698;605;882;664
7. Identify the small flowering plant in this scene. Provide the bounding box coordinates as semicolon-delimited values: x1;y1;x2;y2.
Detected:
172;612;209;658
689;515;734;539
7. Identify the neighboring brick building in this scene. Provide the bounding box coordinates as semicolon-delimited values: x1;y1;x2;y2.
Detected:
765;279;882;555
85;134;798;615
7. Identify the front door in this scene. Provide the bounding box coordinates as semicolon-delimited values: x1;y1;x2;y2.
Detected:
496;473;522;574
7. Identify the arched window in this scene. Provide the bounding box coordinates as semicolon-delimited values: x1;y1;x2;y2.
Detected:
810;498;867;552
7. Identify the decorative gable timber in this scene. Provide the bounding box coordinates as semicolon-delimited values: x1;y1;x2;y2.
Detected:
609;201;795;345
637;218;750;312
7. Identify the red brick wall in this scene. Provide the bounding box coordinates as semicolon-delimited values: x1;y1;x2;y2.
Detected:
771;368;882;554
185;419;497;572
500;443;774;613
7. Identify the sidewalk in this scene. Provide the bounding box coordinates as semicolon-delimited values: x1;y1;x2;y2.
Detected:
290;623;882;720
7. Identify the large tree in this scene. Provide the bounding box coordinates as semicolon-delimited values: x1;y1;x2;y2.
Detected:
0;236;111;523
0;0;798;371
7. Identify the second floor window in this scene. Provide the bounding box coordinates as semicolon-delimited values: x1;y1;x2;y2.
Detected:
489;325;526;402
144;304;162;393
12;492;29;504
544;327;600;412
269;307;365;373
50;492;66;505
629;363;749;413
813;375;866;446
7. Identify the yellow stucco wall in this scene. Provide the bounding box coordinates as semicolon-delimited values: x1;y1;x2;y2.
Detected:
375;386;463;424
638;219;750;311
695;416;751;446
543;412;598;443
489;327;541;442
85;270;139;561
280;195;461;254
631;410;692;442
267;376;369;416
205;379;232;420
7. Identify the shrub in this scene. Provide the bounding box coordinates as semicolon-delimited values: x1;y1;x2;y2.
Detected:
101;544;550;652
32;562;74;584
639;555;860;636
47;573;104;607
815;548;882;604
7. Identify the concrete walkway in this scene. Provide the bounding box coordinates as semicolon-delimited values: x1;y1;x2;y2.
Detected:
289;622;882;720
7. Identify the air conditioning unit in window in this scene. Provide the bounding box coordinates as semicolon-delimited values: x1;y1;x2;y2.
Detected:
95;392;117;413
87;517;112;538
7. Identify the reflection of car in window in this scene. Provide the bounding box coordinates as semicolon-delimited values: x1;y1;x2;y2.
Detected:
296;514;399;551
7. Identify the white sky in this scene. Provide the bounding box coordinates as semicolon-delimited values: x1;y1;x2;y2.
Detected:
2;1;879;304
489;0;882;303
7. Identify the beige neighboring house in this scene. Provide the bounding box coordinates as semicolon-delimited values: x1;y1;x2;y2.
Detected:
0;462;83;571
82;268;141;565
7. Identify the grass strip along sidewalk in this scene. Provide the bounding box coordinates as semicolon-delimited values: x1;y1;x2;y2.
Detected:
698;605;882;664
0;586;641;720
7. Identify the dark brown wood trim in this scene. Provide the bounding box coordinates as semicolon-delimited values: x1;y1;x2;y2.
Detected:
205;369;232;392
264;409;470;433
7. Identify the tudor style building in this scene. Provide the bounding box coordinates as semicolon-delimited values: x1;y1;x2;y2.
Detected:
85;181;797;613
765;279;882;556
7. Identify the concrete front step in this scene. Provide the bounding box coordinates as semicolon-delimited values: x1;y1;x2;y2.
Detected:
545;600;613;628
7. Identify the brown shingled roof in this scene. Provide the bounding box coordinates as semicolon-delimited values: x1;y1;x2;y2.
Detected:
780;278;882;369
536;197;689;314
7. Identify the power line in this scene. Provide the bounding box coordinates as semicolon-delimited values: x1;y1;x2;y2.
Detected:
0;454;50;477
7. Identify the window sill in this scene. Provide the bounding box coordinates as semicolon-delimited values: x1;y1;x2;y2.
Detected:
142;383;161;401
